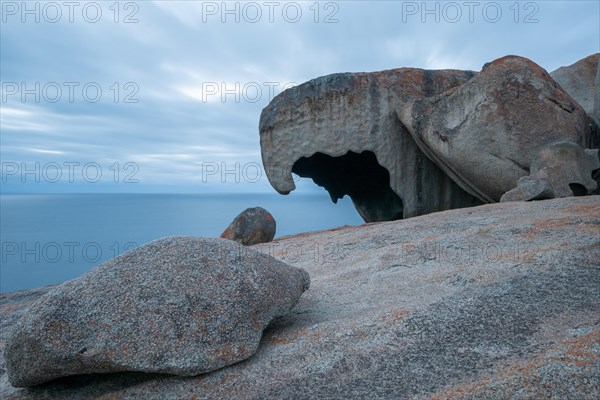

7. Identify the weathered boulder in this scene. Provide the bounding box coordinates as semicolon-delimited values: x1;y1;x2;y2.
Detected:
501;142;600;202
400;56;591;203
220;207;276;245
550;53;600;125
530;141;600;197
1;196;599;399
259;68;482;222
500;168;554;202
596;56;600;128
260;55;598;222
4;237;310;387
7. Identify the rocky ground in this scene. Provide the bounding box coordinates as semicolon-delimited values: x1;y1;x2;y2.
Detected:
1;196;599;399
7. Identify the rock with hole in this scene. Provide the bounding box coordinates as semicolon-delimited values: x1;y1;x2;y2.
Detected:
530;142;600;197
400;56;591;203
259;69;482;222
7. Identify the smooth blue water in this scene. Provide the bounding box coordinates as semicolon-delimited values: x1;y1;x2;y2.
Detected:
0;193;364;293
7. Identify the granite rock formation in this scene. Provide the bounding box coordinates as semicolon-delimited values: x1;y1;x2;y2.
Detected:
402;56;591;202
4;237;310;387
550;53;600;126
221;207;276;245
260;55;595;221
259;68;482;222
530;142;599;197
500;168;554;202
502;142;600;202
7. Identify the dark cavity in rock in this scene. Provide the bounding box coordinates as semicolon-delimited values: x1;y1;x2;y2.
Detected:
292;151;404;222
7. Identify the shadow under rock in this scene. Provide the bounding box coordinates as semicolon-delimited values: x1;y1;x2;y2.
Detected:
13;371;169;397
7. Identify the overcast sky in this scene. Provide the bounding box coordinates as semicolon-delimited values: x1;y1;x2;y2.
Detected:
1;0;599;193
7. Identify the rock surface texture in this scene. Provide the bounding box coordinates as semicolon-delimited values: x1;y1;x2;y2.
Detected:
401;56;591;203
1;196;599;399
4;237;310;387
220;207;277;245
259;68;482;221
550;53;600;125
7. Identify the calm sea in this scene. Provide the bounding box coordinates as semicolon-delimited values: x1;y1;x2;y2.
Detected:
0;193;364;293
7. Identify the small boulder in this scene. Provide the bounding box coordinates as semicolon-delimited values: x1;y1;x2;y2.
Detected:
5;237;310;387
530;142;600;197
500;168;554;202
500;142;600;201
221;207;276;245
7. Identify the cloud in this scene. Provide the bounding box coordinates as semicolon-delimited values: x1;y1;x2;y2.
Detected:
1;0;598;193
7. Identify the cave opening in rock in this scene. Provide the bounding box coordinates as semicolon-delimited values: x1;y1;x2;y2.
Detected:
292;151;404;222
568;183;587;196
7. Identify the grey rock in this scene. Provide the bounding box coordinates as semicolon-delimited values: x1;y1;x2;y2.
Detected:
1;196;599;399
550;53;600;125
259;68;481;222
500;168;554;202
4;237;310;387
400;56;592;203
596;56;600;128
260;55;598;223
220;207;276;245
530;141;600;197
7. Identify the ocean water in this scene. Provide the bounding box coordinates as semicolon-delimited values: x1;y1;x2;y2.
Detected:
0;193;364;293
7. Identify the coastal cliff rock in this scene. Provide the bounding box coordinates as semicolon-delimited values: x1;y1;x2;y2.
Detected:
1;196;599;399
401;56;591;203
550;53;600;126
220;207;276;245
259;68;482;222
4;237;310;387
